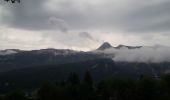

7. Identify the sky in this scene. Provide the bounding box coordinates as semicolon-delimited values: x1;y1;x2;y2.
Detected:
0;0;170;51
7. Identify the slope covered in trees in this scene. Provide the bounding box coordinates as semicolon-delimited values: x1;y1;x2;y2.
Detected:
1;72;170;100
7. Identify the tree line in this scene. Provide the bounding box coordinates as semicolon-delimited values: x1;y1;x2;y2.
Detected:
1;71;170;100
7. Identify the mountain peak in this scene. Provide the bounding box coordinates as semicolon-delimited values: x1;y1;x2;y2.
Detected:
97;42;113;50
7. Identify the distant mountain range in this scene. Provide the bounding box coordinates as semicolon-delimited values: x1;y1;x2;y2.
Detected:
0;42;145;72
0;42;169;73
0;42;142;56
97;42;142;50
0;42;170;92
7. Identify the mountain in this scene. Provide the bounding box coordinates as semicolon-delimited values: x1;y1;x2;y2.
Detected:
97;42;113;50
0;42;167;73
0;49;22;55
97;42;142;50
0;42;170;92
0;48;103;72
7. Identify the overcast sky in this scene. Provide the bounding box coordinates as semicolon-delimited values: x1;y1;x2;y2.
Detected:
0;0;170;51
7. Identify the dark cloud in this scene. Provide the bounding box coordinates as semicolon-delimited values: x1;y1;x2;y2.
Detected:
48;17;69;33
1;0;170;33
1;0;52;30
116;0;170;33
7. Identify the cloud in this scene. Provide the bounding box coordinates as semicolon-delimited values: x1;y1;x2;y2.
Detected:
0;0;170;33
78;32;93;40
48;17;69;33
116;0;170;33
0;0;170;50
96;45;170;63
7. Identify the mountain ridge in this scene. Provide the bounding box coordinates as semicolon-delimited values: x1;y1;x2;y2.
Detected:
0;42;170;92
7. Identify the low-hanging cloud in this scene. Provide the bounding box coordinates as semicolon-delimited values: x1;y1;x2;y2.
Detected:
48;17;69;33
96;46;170;63
78;32;93;40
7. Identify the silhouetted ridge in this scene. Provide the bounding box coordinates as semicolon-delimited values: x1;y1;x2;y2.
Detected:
97;42;113;50
115;44;142;49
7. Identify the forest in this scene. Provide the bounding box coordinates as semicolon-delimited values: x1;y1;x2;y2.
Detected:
1;71;170;100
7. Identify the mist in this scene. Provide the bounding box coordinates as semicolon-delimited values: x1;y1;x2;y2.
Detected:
96;45;170;63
